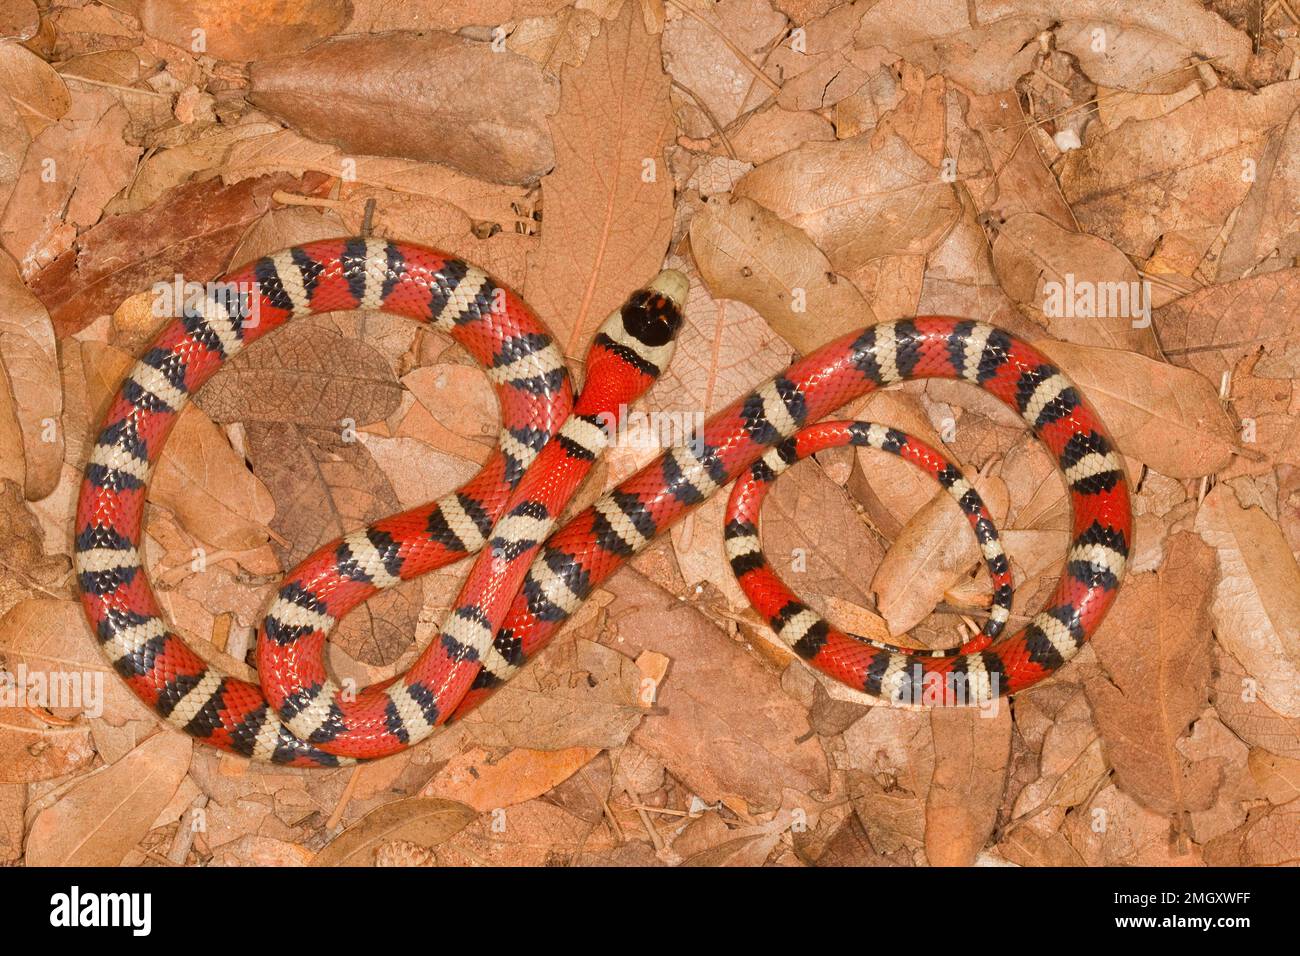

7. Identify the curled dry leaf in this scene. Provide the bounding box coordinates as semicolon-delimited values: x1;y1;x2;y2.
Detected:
1195;484;1300;719
1035;339;1239;478
139;0;351;62
0;249;61;498
1084;533;1222;814
852;0;1251;96
990;212;1159;356
310;796;477;867
734;130;960;273
23;730;191;865
689;194;875;354
522;0;674;360
250;31;559;185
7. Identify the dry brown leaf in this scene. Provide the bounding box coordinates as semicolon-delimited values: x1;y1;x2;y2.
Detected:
925;705;1012;866
1211;646;1300;761
991;212;1159;356
508;7;604;76
1247;749;1300;805
346;0;572;33
149;406;276;552
193;320;404;427
1057;82;1300;271
459;629;645;751
108;121;283;215
1065;783;1202;865
0;40;70;137
1036;339;1239;478
689;194;874;354
250;32;559;185
872;468;1008;637
438;797;593;866
1155;267;1300;383
734;130;960;273
1084;532;1222;814
607;568;828;807
853;0;1251;96
522;0;674;360
1202;803;1300;866
1195;484;1300;719
140;0;349;61
23;730;191;865
844;707;933;857
29;172;308;338
423;746;601;811
0;478;70;617
0;247;61;498
1216;105;1300;282
244;421;420;666
0;85;137;276
662;0;784;138
311;796;477;866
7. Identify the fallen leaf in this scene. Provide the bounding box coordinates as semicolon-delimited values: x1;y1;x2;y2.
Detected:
423;746;601;811
140;0;350;61
23;730;191;865
734;130;960;272
149;406;276;552
522;0;675;360
1084;533;1222;814
852;0;1251;96
1057;82;1300;271
250;31;559;185
1195;484;1300;718
689;194;875;354
311;796;477;866
29;172;311;338
872;468;1008;637
925;705;1012;866
1155;267;1300;383
991;212;1159;355
607;568;828;807
1037;339;1239;478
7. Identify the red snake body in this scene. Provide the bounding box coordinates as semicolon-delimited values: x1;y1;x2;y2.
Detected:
76;239;1132;766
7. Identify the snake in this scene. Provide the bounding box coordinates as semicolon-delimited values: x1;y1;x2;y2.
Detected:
75;238;1132;766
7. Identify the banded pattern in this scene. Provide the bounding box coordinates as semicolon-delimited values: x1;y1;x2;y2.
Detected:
725;420;1013;664
76;238;683;764
78;238;1132;764
447;317;1131;719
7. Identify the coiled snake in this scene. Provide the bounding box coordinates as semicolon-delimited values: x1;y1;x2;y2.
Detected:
76;239;1132;766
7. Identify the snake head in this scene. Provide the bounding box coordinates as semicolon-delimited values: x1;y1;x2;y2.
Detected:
580;269;689;410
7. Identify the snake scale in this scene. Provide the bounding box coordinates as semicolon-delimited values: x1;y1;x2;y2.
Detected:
76;239;1132;766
